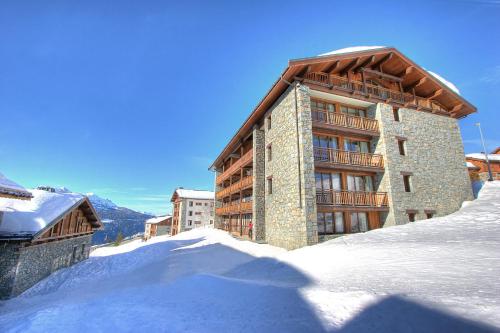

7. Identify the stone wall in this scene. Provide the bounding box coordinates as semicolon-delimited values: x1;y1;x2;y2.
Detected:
0;234;92;299
373;103;473;225
252;126;266;242
263;83;318;250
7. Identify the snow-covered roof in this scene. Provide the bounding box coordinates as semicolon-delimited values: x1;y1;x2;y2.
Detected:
466;153;500;162
427;70;460;95
0;189;97;239
146;215;172;224
174;189;214;200
466;161;480;169
0;172;33;199
319;46;385;56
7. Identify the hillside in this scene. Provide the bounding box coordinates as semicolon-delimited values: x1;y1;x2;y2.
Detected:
1;183;499;332
87;193;153;245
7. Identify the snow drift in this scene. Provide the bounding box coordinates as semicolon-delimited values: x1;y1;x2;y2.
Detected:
1;183;500;332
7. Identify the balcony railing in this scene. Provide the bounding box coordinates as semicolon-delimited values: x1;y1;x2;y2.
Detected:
316;190;388;207
312;109;379;133
216;176;253;199
314;147;384;169
304;72;448;114
215;201;253;215
216;149;253;184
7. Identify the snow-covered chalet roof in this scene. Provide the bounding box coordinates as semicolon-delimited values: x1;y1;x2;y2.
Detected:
0;172;33;199
171;188;214;202
146;215;172;224
466;161;480;169
466;153;500;162
0;189;100;239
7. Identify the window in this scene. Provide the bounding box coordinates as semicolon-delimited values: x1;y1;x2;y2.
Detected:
189;201;193;207
81;244;86;256
317;212;345;235
311;100;336;122
408;213;416;222
189;211;193;216
313;135;338;149
267;144;272;161
210;220;213;224
195;212;202;215
426;213;433;219
347;175;373;192
398;139;406;156
341;105;366;118
204;203;208;206
350;212;369;233
267;177;273;195
393;108;400;121
344;139;369;153
210;202;214;207
267;115;272;130
188;220;192;226
195;202;202;206
403;175;412;192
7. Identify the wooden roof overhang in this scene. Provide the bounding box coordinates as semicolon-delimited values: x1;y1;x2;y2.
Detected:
209;47;476;170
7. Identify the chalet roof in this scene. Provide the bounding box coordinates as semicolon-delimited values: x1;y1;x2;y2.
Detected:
466;161;480;169
209;46;476;169
0;172;33;200
171;188;214;202
0;189;101;240
146;215;172;224
466;153;500;162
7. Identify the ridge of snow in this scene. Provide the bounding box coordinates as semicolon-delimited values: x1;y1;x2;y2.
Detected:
175;188;214;200
0;172;32;197
319;46;386;56
427;70;460;95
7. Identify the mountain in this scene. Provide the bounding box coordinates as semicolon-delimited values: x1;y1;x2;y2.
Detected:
86;194;154;245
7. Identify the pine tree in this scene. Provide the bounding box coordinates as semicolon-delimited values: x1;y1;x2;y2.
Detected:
114;232;124;246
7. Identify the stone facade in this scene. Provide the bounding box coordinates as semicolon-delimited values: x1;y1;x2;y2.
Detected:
259;83;318;250
252;126;266;242
0;234;91;299
176;198;214;233
372;103;473;225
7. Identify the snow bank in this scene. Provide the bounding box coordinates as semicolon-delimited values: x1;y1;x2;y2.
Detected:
1;183;500;332
319;46;385;56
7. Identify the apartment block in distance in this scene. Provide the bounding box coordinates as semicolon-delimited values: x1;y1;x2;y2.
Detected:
209;46;475;250
170;188;215;235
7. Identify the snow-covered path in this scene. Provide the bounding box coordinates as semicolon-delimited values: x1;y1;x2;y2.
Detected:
1;183;500;332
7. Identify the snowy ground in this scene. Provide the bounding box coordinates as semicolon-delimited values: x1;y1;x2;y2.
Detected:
1;183;500;332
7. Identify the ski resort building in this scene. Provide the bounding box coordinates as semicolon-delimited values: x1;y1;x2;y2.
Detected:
0;173;33;200
466;148;500;181
170;188;215;235
209;46;475;250
0;186;102;299
144;215;172;240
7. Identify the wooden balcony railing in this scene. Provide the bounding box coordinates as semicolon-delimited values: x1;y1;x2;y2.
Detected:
312;109;379;133
216;149;253;184
304;72;448;114
314;147;384;169
216;176;253;199
316;190;388;207
215;201;253;215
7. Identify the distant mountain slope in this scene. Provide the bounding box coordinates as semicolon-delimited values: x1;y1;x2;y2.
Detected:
87;194;153;245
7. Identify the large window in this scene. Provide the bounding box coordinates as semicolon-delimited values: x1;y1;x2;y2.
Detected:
340;105;366;118
311;100;336;122
350;212;369;233
317;212;345;234
344;138;370;153
313;135;338;149
315;172;341;192
347;175;373;192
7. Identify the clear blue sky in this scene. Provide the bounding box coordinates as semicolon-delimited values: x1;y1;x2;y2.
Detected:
1;0;499;215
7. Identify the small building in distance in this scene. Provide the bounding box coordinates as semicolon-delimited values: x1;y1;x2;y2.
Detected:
466;148;500;181
144;215;172;240
0;184;101;299
170;188;215;236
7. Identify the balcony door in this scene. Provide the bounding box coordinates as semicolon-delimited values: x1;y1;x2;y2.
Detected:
350;212;369;233
347;175;373;192
315;172;341;204
340;105;366;118
313;135;338;162
344;138;370;153
311;100;336;122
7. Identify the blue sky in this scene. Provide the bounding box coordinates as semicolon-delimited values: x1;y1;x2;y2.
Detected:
1;0;499;215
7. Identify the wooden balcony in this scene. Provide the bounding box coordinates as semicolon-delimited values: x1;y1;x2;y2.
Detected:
215;201;253;215
216;149;253;184
216;176;253;199
316;190;388;209
303;72;449;115
314;147;384;171
312;109;379;135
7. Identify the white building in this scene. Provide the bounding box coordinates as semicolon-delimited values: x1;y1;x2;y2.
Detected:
144;215;172;240
170;188;215;235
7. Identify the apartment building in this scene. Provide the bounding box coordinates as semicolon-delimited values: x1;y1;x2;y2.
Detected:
210;46;475;250
170;188;215;235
